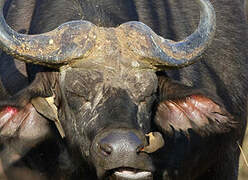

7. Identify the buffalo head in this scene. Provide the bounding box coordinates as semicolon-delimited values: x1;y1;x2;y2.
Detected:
0;0;236;179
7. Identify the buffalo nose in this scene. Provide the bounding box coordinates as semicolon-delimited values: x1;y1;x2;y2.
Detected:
96;130;146;157
91;129;155;178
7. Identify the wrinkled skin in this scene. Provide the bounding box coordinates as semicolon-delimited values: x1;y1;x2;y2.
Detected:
0;0;248;180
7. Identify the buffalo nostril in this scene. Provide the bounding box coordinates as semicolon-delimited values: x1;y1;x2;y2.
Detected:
99;143;112;156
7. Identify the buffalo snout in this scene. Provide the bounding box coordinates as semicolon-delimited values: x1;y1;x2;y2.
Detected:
90;128;154;180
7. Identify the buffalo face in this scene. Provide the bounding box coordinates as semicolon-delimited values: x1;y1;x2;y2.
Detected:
59;66;158;179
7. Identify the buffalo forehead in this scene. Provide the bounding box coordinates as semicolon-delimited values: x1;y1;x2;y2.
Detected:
62;67;158;103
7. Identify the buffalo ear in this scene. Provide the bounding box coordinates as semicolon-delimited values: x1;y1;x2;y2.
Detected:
0;103;50;139
0;103;51;168
155;77;236;136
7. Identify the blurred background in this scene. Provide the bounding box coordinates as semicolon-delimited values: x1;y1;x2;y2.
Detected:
239;121;248;179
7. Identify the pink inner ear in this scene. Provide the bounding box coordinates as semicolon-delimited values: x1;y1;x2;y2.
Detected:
5;106;18;115
0;104;50;138
156;95;230;133
0;107;19;128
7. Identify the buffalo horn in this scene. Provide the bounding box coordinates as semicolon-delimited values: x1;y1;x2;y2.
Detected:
120;0;216;67
0;0;96;67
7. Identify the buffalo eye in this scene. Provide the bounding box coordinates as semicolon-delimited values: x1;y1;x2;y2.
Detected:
66;90;88;113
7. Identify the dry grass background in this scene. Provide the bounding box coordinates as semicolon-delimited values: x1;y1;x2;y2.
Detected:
238;124;248;179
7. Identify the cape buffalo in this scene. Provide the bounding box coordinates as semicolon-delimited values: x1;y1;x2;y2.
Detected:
0;0;247;179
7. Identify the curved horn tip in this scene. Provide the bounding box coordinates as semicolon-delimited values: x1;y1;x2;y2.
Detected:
120;0;216;68
0;1;96;67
